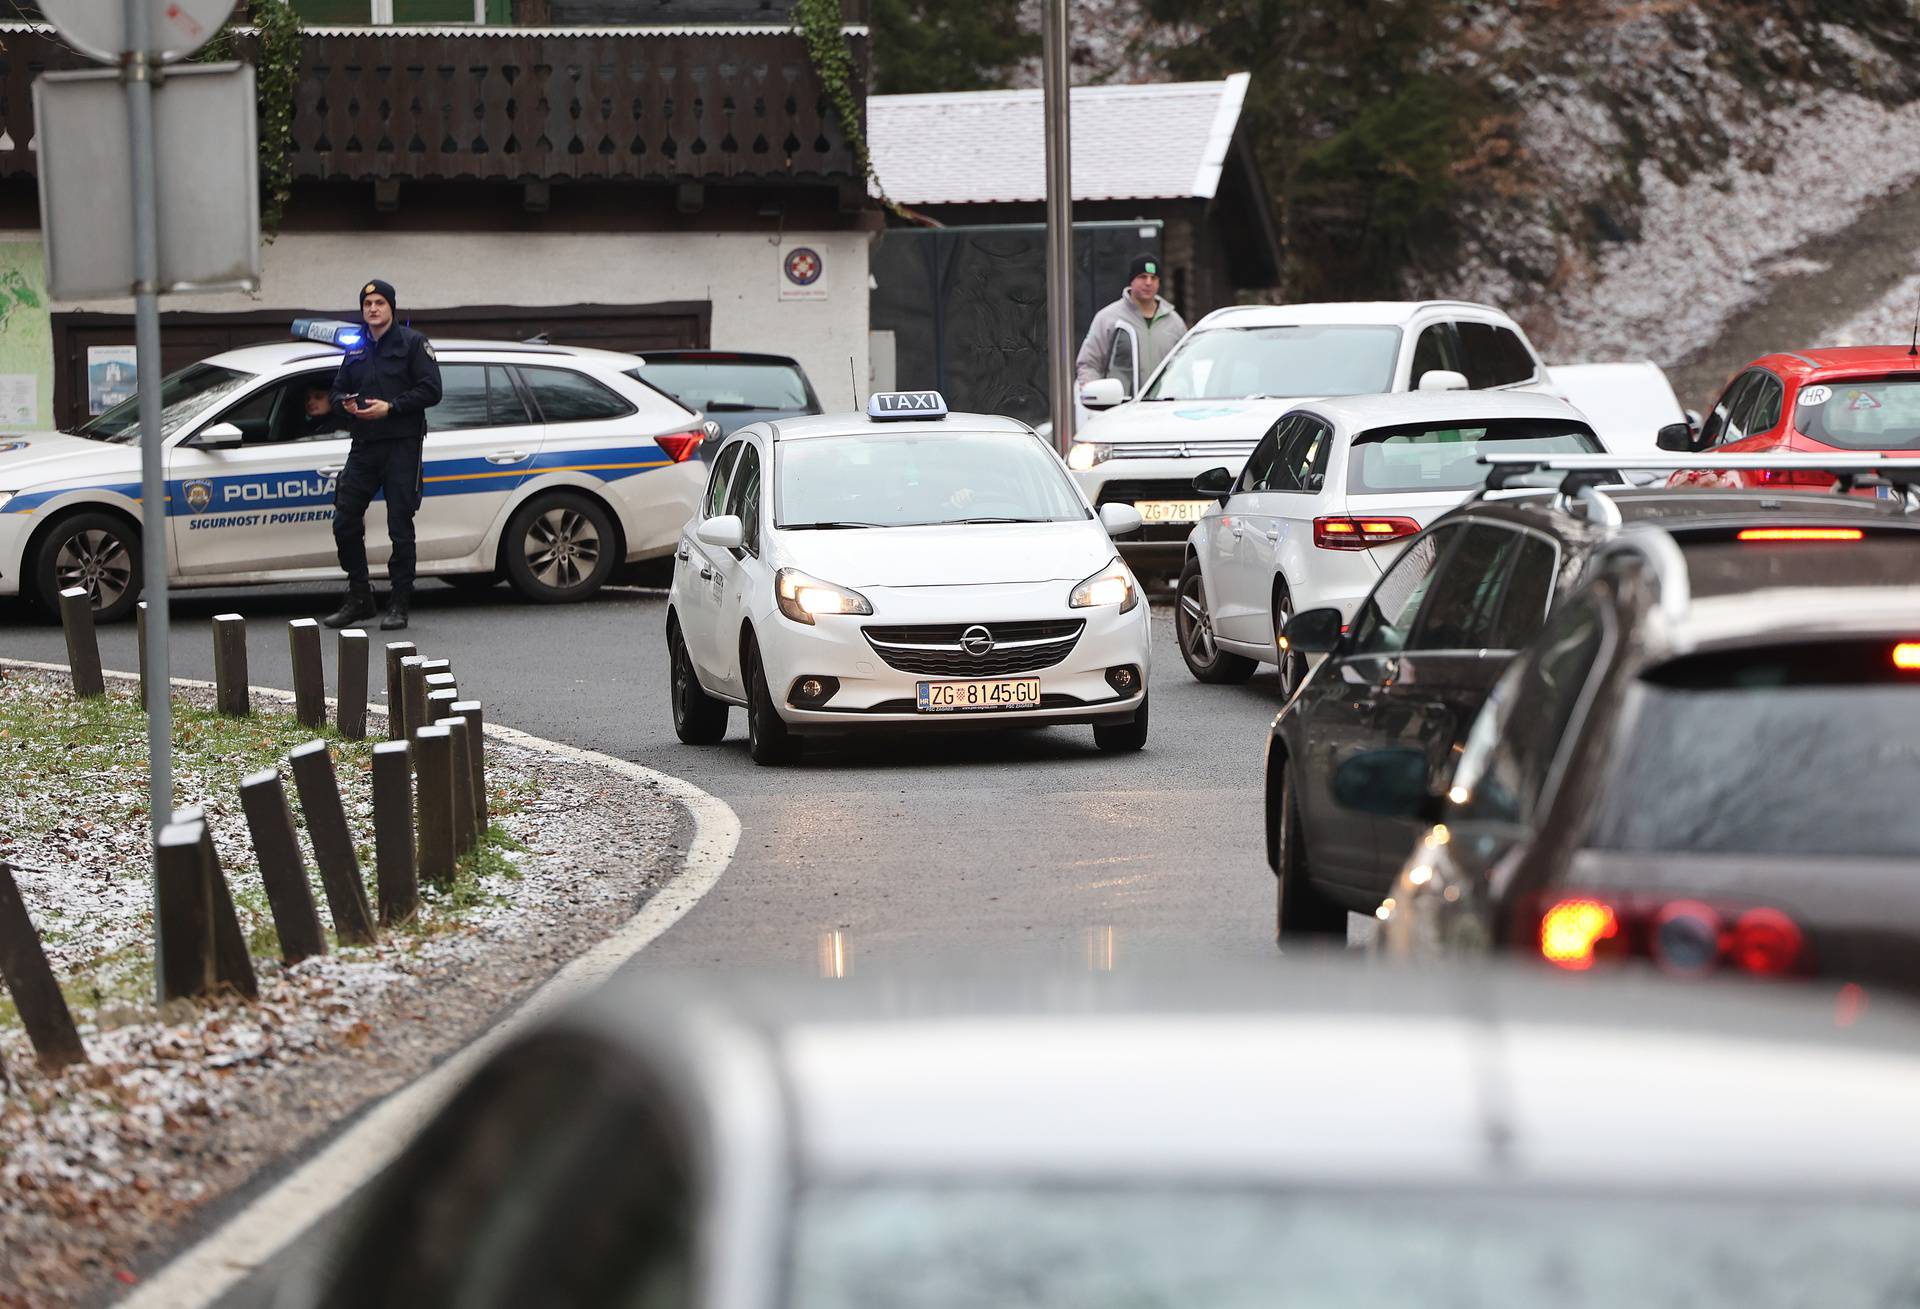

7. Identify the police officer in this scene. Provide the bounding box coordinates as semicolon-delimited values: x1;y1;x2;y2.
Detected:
321;278;443;632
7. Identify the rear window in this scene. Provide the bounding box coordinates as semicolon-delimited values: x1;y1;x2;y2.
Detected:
1795;378;1920;450
1588;640;1920;858
1347;418;1602;494
629;360;814;414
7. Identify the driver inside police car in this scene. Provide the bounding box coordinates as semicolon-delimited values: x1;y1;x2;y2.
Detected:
320;277;442;633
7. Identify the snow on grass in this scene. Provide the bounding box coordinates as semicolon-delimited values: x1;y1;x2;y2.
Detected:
1825;273;1920;346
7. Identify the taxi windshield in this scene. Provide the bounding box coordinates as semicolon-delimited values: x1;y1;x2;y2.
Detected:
1796;378;1920;450
790;1183;1920;1308
74;363;256;444
1348;418;1603;494
776;429;1089;529
1141;325;1400;401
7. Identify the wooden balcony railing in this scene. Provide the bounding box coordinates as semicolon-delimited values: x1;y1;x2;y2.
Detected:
0;26;867;184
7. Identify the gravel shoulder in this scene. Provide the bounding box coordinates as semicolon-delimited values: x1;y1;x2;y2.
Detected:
0;665;684;1308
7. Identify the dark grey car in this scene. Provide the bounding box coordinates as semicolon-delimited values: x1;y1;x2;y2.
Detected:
629;351;823;450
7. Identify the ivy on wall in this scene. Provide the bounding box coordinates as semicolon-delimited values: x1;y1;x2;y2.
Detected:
791;0;916;220
198;0;303;240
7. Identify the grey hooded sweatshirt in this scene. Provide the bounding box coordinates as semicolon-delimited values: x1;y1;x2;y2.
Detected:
1075;291;1189;392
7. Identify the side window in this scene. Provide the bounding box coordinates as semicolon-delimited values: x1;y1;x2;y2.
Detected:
427;364;492;432
1456;322;1535;388
1698;372;1756;446
1278;418;1331;492
1409;324;1456;387
212;373;351;445
1347;525;1457;657
1407;524;1522;651
1238;417;1291;493
1743;374;1784;436
1457;598;1609;825
703;442;742;519
488;366;533;426
1484;536;1559;650
1106;324;1139;398
723;442;762;556
520;367;635;423
1720;372;1769;444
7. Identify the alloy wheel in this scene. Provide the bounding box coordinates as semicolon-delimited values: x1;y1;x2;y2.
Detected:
523;507;602;592
1177;571;1218;668
54;528;133;610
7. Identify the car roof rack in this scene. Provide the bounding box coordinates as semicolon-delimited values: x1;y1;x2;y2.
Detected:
1588;524;1692;624
1479;452;1920;512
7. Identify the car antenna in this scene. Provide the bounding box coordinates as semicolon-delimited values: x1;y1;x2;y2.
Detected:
1910;291;1919;358
849;356;861;409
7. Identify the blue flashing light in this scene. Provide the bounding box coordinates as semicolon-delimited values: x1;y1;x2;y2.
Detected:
291;318;366;349
867;390;948;421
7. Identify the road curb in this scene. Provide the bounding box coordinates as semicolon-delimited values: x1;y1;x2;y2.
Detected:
0;657;740;1309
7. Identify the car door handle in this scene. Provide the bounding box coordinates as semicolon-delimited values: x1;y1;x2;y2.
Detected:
1264;528;1279;542
1227;518;1243;537
675;542;691;562
318;463;346;474
485;450;529;464
699;565;714;581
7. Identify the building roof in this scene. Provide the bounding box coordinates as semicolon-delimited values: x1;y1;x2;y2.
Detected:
868;73;1252;205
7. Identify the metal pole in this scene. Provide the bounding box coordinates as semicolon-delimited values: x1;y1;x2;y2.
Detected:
124;0;173;1002
1041;0;1075;454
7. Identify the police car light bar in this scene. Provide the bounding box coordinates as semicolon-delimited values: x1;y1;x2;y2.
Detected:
292;318;366;349
867;390;948;421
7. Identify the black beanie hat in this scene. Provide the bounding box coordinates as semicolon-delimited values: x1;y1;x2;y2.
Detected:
1128;254;1161;280
359;278;398;312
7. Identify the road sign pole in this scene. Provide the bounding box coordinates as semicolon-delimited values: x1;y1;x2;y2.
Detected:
124;1;174;1003
1041;0;1075;453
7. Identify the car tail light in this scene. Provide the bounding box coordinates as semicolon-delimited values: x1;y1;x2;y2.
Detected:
654;429;705;463
1735;527;1862;541
1894;642;1920;671
1535;892;1807;978
1313;515;1421;550
1757;468;1836;489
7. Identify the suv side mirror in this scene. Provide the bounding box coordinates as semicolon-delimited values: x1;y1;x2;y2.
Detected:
193;421;244;450
1192;466;1234;501
1282;606;1344;654
1417;369;1469;392
1332;747;1431;818
1655;421;1695;452
1079;378;1126;410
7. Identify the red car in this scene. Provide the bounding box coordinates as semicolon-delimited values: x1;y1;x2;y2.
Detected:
1661;345;1920;490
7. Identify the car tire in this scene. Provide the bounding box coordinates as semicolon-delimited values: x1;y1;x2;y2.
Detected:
1274;761;1348;943
1175;556;1255;685
33;511;142;624
744;638;801;766
1092;692;1149;753
1271;578;1308;700
503;491;618;604
669;623;729;745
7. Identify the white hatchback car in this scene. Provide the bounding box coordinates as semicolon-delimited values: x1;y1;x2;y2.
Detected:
0;326;708;621
1176;390;1604;693
666;392;1152;765
1067;300;1554;566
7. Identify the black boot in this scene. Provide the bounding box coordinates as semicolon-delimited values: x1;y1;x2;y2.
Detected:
322;588;377;629
379;590;411;631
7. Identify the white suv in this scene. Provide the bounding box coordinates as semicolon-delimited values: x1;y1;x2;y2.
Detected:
1067;300;1552;566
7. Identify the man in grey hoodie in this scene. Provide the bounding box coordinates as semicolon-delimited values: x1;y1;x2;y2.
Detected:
1075;253;1188;396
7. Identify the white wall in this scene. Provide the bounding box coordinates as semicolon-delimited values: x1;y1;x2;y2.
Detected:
43;229;875;411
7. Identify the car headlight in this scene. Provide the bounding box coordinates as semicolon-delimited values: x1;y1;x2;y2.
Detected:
1066;441;1112;472
1069;556;1138;612
776;567;873;625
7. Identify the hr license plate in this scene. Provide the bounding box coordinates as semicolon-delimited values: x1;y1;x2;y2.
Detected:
916;678;1042;713
1135;499;1210;524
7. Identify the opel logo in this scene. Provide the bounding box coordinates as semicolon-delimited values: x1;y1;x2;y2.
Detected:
960;625;995;656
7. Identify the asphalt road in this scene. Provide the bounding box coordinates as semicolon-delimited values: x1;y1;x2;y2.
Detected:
0;578;1289;978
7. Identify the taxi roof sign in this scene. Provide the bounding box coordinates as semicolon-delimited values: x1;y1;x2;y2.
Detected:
867;390;948;421
291;317;365;349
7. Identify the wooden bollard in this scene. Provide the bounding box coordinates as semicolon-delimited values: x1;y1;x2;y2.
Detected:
371;741;419;925
445;700;487;834
0;860;86;1069
289;618;326;729
383;640;417;740
445;716;477;855
288;741;377;945
238;769;327;963
400;656;429;740
136;600;150;707
171;805;258;1001
412;723;457;889
211;613;250;716
424;689;459;743
337;628;369;741
58;587;105;698
155;819;216;1001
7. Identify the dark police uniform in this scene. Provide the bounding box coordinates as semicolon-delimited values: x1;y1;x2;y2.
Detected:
328;309;443;600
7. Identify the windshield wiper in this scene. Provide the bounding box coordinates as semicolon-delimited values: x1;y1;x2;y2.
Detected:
781;520;892;530
698;402;764;412
951;516;1051;524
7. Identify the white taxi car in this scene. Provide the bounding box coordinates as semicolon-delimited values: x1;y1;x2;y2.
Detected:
1176;390;1603;693
0;323;708;621
666;391;1151;765
1067;300;1554;566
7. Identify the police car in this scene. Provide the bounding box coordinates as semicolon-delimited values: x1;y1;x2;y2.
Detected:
665;390;1152;764
0;321;709;621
